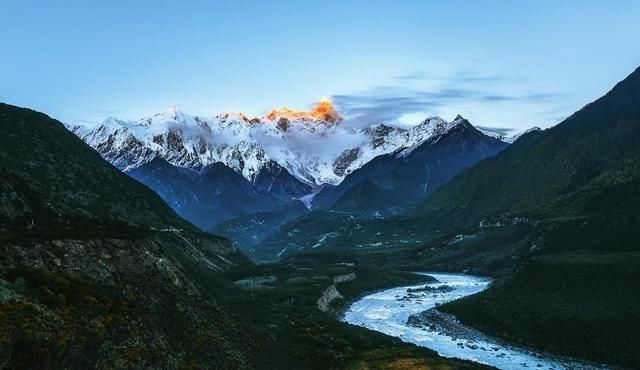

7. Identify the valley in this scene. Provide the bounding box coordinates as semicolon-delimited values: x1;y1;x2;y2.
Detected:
3;3;639;369
214;260;490;369
2;54;639;370
0;102;494;369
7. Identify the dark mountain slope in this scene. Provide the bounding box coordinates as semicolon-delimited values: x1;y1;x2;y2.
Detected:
212;200;309;253
0;105;190;229
253;160;312;200
417;67;640;230
0;103;262;369
127;157;297;230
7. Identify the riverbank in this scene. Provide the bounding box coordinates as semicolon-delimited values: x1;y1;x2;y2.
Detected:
343;272;607;370
217;263;489;369
440;252;639;369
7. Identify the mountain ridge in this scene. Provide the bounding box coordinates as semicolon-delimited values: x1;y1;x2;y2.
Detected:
253;116;509;259
68;102;509;187
312;115;508;211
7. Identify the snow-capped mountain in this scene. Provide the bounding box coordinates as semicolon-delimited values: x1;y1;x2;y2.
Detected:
254;115;511;259
68;100;501;188
311;115;510;212
67;101;511;253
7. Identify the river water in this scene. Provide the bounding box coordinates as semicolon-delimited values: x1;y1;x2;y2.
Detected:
343;273;607;369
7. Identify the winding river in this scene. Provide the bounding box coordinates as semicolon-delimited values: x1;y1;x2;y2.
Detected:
343;273;606;370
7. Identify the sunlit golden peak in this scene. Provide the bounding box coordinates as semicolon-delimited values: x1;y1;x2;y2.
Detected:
264;98;342;124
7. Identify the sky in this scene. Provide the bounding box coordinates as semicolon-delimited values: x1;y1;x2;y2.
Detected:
1;1;640;132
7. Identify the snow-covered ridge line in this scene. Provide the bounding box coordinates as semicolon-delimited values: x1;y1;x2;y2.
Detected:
67;103;502;186
477;125;542;144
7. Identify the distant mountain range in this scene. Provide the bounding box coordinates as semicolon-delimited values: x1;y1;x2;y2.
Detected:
312;116;508;213
68;100;515;187
210;115;507;253
69;102;510;251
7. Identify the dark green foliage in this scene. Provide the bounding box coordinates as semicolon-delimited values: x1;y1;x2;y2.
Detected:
441;252;640;369
0;103;257;369
0;234;260;369
0;103;191;229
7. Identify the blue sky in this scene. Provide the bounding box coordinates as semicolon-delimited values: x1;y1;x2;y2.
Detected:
1;1;639;131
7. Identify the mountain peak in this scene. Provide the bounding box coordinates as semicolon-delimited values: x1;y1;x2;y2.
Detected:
157;104;183;120
165;105;187;121
264;98;342;124
137;106;199;128
449;115;479;133
70;102;495;187
452;114;473;126
217;111;254;123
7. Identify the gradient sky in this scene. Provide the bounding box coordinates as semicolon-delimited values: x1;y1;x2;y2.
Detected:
2;1;639;131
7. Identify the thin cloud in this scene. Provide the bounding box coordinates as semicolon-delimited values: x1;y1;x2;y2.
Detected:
333;72;567;128
393;71;428;81
475;125;516;136
393;71;506;84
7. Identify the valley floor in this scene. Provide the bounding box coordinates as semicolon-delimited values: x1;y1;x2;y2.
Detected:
216;260;492;369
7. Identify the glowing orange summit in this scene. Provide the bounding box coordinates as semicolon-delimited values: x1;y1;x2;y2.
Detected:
265;98;342;124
